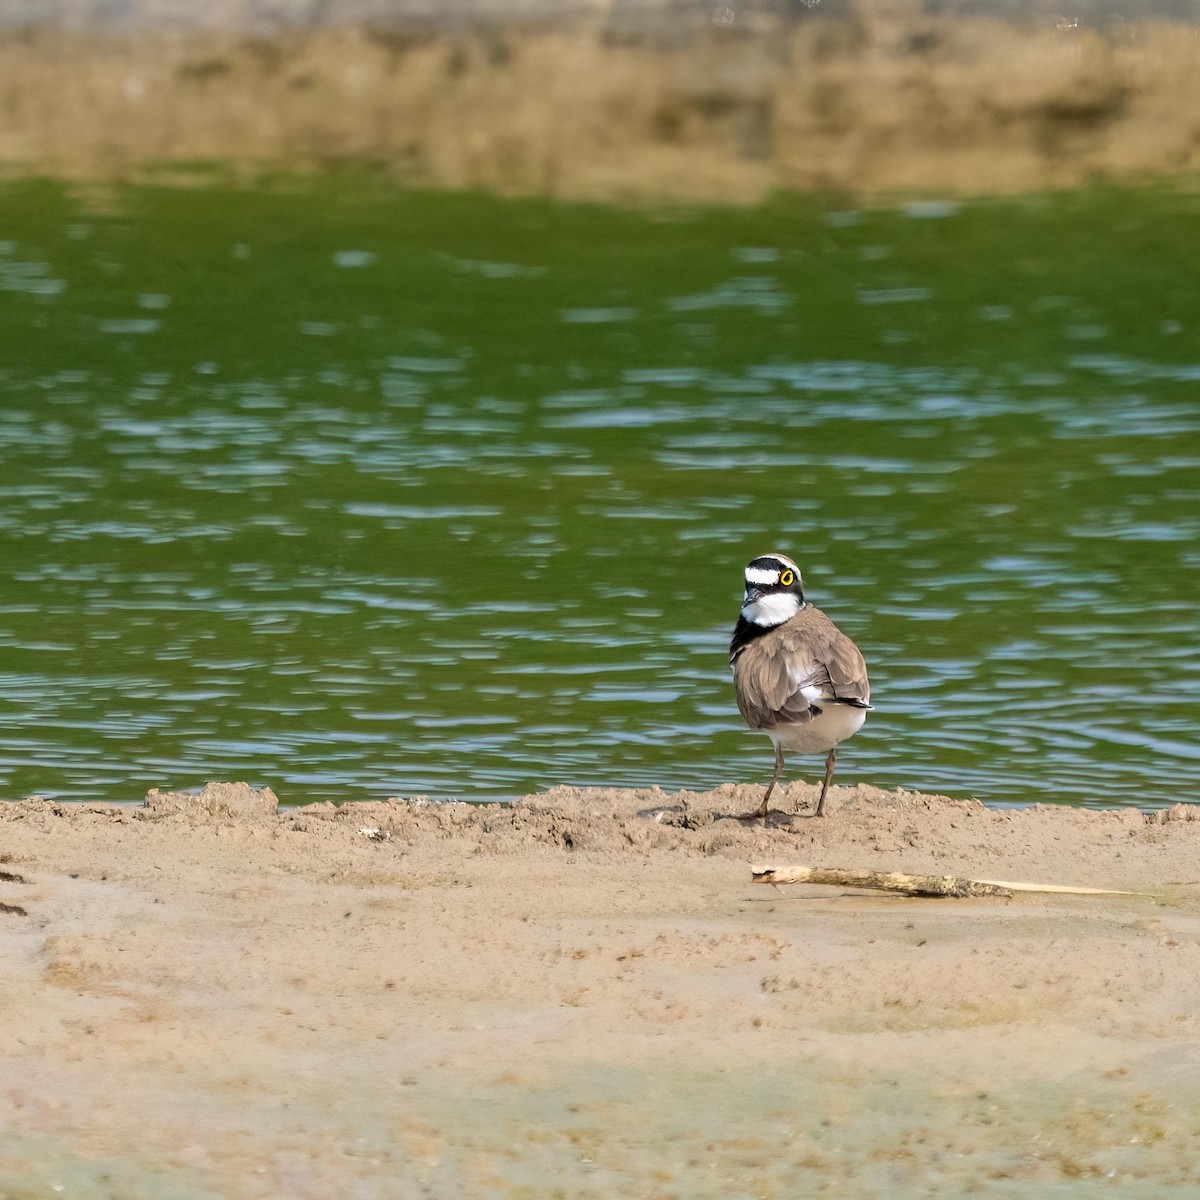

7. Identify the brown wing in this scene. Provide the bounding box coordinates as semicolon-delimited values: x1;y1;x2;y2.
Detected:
732;606;870;731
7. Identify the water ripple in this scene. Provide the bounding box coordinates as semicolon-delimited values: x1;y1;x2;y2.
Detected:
0;181;1197;808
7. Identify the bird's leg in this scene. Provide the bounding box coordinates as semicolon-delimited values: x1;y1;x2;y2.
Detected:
814;748;836;817
739;743;784;820
756;744;785;819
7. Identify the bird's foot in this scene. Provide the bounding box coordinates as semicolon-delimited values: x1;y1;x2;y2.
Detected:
734;799;777;821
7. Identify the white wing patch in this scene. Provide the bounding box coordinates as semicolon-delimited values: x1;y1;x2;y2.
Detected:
791;662;833;705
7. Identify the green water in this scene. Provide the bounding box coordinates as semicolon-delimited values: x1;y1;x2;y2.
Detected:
0;176;1197;807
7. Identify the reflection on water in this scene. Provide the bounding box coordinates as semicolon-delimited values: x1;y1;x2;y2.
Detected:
0;179;1197;807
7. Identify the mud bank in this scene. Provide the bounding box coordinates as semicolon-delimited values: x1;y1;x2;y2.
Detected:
3;17;1200;202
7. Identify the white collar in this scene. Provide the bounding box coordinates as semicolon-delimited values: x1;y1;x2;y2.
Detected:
741;592;802;628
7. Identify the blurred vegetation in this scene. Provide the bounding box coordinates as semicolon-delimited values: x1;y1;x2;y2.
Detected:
1;0;1199;202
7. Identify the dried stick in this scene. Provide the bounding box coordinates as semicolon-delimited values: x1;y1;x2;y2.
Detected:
750;865;1150;899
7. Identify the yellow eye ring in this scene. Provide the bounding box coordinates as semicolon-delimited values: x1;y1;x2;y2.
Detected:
780;570;795;586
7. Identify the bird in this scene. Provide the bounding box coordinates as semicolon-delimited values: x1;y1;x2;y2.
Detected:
730;553;871;818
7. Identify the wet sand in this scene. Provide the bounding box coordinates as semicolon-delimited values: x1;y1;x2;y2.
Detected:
4;781;1200;1197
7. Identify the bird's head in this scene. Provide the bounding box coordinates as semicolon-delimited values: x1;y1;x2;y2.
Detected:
741;553;805;627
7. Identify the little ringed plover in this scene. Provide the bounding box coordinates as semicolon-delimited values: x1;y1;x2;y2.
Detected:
730;553;871;818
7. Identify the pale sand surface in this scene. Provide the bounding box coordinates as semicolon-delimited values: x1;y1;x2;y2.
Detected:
4;782;1200;1198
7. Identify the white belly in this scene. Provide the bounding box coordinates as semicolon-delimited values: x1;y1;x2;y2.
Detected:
768;703;867;755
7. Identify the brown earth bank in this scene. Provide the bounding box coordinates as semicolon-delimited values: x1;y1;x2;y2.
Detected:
4;781;1200;1197
4;14;1200;202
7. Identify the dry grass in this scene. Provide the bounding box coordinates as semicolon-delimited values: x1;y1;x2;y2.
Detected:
3;9;1200;201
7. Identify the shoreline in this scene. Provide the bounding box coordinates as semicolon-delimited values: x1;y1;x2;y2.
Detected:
9;789;1192;814
4;782;1200;1193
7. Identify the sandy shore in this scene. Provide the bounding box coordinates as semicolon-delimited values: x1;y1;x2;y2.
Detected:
4;781;1200;1197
